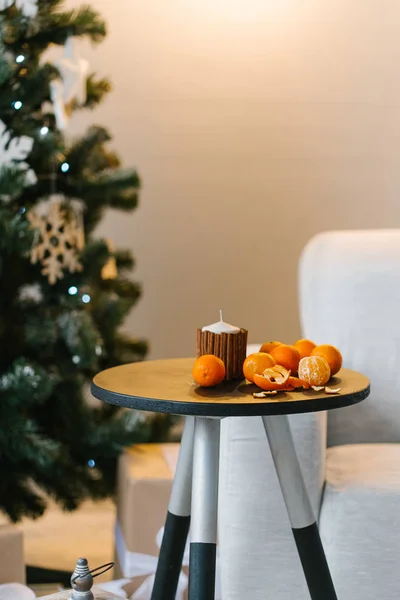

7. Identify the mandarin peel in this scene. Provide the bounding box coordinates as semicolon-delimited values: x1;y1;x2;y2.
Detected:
253;390;278;398
287;376;310;389
253;365;291;391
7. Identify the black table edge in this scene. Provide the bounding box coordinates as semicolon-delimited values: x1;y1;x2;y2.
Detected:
90;381;370;418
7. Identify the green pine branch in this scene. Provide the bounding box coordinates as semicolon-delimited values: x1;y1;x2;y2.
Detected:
0;206;33;252
0;475;47;522
82;73;112;109
0;165;28;199
25;4;106;50
115;249;136;272
66;125;112;173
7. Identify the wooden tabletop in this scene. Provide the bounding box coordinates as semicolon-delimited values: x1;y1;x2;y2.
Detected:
91;358;370;418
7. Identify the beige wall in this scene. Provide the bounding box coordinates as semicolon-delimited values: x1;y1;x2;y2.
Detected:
69;0;400;358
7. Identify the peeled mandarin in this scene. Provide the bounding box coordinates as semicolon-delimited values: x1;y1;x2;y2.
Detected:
298;356;331;387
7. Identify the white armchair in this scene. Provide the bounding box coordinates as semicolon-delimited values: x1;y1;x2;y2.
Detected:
219;230;400;600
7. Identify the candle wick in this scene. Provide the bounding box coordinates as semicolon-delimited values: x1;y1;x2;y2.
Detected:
219;309;223;322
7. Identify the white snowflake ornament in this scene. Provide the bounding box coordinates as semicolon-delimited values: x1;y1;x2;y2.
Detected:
0;0;37;17
27;197;85;285
0;118;33;167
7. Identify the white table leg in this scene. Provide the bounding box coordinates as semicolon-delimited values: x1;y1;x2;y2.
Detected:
262;414;337;600
151;417;194;600
188;417;220;600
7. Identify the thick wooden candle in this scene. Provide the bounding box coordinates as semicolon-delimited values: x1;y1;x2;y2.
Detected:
196;327;248;380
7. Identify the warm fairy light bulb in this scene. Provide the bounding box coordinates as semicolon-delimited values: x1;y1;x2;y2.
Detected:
40;126;49;135
12;101;22;110
61;162;70;173
16;55;25;63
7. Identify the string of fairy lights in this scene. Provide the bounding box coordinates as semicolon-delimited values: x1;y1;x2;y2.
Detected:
12;49;71;173
11;39;92;319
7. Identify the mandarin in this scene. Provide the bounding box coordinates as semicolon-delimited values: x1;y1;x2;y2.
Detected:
243;352;276;383
192;354;226;387
298;356;331;386
259;341;282;354
270;344;301;374
294;339;316;359
311;344;343;376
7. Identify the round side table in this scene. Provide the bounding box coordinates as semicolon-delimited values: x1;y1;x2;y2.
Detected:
92;358;370;600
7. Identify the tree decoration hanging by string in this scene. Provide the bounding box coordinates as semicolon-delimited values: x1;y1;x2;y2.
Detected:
27;197;85;285
48;36;89;130
49;80;69;131
57;35;89;106
49;35;89;130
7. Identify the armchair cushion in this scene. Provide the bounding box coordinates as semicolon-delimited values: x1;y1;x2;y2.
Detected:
320;443;400;600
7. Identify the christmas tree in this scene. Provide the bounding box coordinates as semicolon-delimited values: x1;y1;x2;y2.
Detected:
0;0;173;522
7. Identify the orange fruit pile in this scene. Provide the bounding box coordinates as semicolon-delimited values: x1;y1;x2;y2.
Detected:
253;339;343;391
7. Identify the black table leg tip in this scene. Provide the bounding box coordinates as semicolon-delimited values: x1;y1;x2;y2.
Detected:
188;542;217;600
292;523;338;600
151;511;190;600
